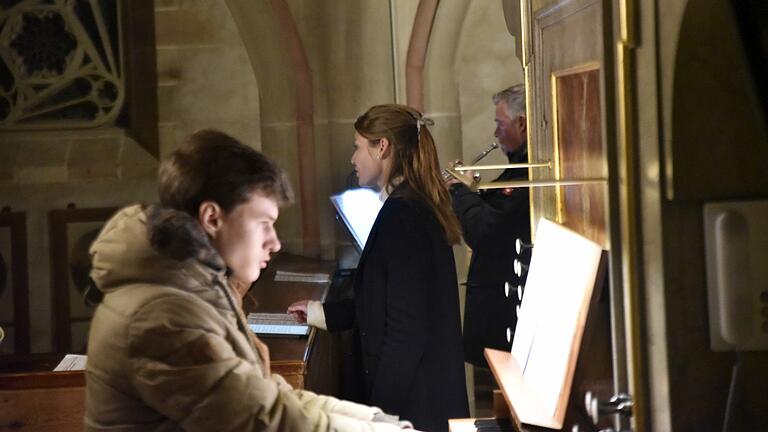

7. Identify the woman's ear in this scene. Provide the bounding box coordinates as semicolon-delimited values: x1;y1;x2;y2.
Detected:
378;137;391;159
198;201;223;237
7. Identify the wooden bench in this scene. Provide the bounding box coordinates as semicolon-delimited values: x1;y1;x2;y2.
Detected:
0;354;85;432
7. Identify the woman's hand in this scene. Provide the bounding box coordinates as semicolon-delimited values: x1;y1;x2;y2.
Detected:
286;300;309;324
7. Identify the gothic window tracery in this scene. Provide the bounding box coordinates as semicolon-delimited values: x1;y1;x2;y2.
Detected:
0;0;124;129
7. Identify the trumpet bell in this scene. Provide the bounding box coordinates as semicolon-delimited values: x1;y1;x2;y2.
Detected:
442;141;498;185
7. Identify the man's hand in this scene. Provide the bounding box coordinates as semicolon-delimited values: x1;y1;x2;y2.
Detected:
445;176;462;187
286;300;309;324
444;159;464;188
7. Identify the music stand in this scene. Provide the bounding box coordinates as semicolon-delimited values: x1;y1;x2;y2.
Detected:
329;188;383;253
484;218;606;431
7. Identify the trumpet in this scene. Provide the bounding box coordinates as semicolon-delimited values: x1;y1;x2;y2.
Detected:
442;142;499;184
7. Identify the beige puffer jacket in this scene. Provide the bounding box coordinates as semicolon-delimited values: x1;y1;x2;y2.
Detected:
85;205;402;432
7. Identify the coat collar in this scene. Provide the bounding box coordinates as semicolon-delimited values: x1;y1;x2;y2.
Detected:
357;181;412;268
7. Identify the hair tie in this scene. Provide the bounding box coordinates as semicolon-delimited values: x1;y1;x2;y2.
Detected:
416;116;435;134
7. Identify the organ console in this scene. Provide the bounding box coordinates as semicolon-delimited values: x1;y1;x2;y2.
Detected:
449;0;622;430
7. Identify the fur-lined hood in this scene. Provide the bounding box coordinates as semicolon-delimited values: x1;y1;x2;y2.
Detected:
90;205;228;303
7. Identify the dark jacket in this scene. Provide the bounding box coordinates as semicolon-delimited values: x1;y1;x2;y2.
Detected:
450;150;531;367
323;184;469;432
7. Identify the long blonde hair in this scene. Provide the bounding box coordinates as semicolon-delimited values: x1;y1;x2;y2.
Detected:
355;104;461;245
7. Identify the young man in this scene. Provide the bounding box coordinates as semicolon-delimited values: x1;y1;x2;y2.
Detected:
85;130;412;431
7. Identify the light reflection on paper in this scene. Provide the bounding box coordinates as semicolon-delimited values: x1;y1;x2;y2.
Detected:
330;188;383;250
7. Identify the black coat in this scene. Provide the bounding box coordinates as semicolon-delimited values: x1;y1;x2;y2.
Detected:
449;150;531;367
324;184;469;432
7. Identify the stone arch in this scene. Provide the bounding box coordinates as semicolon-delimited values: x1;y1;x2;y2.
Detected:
226;0;319;256
671;0;768;199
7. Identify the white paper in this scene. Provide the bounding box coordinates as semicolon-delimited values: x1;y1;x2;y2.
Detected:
274;270;330;283
330;188;383;250
247;313;310;336
53;354;87;371
510;219;603;417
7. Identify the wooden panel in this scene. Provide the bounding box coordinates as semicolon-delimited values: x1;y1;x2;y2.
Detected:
0;353;66;375
0;211;30;354
485;349;557;430
272;362;305;389
120;0;159;157
0;371;84;390
49;207;118;353
528;0;609;246
524;1;615;430
553;66;608;247
244;253;340;393
0;359;85;432
0;387;85;432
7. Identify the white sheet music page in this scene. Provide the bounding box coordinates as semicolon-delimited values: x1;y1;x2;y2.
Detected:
330;188;383;250
510;218;603;418
53;354;87;371
274;270;330;283
247;313;310;336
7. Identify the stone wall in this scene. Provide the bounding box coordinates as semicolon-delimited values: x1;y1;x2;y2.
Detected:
0;0;524;353
0;0;260;352
456;2;524;168
0;129;157;352
154;0;261;156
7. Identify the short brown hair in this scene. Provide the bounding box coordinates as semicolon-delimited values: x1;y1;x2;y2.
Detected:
158;129;293;216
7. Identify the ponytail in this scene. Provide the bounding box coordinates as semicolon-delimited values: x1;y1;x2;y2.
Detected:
355;104;461;244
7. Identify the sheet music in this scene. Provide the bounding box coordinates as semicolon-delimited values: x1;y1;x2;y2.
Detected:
274;270;330;283
510;219;603;417
330;188;383;250
53;354;87;371
247;313;310;336
510;221;559;372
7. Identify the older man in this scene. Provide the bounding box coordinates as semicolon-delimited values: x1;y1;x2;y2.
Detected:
447;84;531;367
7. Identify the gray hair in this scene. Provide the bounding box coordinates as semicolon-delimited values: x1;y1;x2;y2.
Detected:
492;84;526;119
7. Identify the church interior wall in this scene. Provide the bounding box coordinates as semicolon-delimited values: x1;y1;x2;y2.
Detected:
642;0;768;429
7;2;765;429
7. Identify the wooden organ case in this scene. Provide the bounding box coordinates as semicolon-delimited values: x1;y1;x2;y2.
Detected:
452;0;631;431
528;5;615;430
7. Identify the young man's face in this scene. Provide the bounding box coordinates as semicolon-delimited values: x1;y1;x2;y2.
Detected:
210;192;281;284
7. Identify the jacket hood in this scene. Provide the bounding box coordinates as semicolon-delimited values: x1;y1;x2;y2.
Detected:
90;205;227;295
